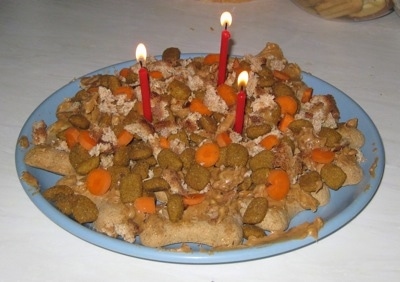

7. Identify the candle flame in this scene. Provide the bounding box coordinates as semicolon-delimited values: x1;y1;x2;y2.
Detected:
135;43;147;62
237;71;248;88
220;11;232;27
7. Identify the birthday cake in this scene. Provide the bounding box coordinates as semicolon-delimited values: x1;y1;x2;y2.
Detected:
22;42;365;249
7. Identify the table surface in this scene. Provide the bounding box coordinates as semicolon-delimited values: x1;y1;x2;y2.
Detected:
1;0;399;281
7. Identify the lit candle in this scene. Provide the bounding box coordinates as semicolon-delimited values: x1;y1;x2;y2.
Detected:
135;43;152;122
234;71;248;134
217;11;232;86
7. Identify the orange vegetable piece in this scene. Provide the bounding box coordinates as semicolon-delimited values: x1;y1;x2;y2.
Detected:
86;168;112;196
311;148;335;164
135;101;144;116
189;98;212;116
265;169;290;201
275;95;298;115
260;134;279;150
78;130;97;151
203;53;220;65
113;86;134;101
64;127;80;149
119;67;133;78
301;87;313;103
159;136;170;149
134;196;156;214
273;70;290;81
182;193;206;206
195;142;220;167
217;84;237;107
216;131;232;147
149;70;163;80
117;129;134;147
278;114;294;132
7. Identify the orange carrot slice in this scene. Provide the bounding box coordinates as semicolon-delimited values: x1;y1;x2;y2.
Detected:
117;129;134;147
203;53;220;65
159;136;170;149
189;98;212;116
311;148;335;164
195;142;220;167
64;127;80;149
217;84;237;107
149;70;163;80
260;134;279;150
78;130;97;151
273;70;290;81
113;86;134;101
278;114;294;132
119;67;133;78
275;95;298;115
265;169;290;201
301;87;313;103
216;131;232;147
182;193;206;206
86;168;112;196
134;196;156;214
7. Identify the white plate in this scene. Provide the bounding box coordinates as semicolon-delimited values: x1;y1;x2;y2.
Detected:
15;54;385;264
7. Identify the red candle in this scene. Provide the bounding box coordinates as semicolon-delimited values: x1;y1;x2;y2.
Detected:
217;12;232;86
136;43;152;122
234;71;248;134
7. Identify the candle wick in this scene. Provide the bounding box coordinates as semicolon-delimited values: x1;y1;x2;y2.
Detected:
225;23;228;30
139;60;143;68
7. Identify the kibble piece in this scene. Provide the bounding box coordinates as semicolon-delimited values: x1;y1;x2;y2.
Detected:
75;156;100;175
243;197;269;224
167;79;191;100
238;176;252;191
319;127;342;147
143;177;170;192
54;195;76;216
320;163;347;190
42;185;74;201
226;143;249;167
251;168;269;185
283;63;302;80
185;163;210;191
242;224;266;239
157;148;183;171
189;132;206;145
69;144;90;171
72;195;99;224
273;82;295;97
199;116;217;133
129;142;153;160
131;161;150;180
246;124;272;139
68;114;90;130
299;170;322;193
113;146;130;167
120;173;143;203
167;194;184;223
257;66;275;87
288;119;313;134
107;75;121;92
169;131;189;146
162;47;181;66
180;148;195;169
249;150;274;171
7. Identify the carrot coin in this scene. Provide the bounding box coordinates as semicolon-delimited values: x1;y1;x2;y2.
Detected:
86;168;112;196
